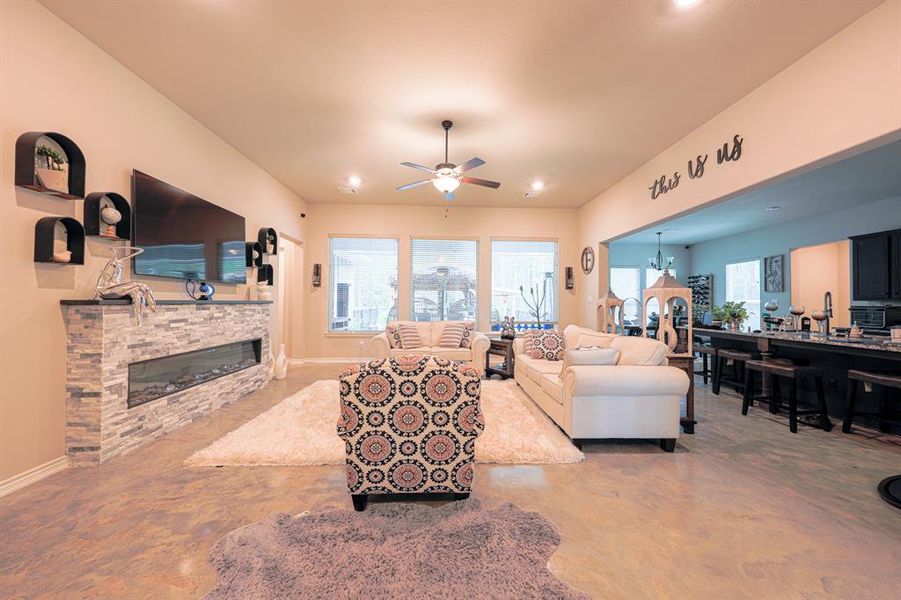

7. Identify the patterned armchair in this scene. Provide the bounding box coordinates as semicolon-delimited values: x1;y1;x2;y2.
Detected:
337;355;484;512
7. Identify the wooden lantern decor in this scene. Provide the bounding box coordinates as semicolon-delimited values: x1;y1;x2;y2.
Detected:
642;268;692;357
597;288;625;334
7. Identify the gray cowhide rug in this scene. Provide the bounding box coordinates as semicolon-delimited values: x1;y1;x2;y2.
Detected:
205;499;588;599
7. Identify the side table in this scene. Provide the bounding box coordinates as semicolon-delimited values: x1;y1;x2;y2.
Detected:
485;338;515;379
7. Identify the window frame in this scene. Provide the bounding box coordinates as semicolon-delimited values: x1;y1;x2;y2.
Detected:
326;234;400;335
409;236;480;326
724;257;762;332
489;237;560;328
609;265;643;325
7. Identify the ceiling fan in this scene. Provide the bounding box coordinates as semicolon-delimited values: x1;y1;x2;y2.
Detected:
396;120;501;200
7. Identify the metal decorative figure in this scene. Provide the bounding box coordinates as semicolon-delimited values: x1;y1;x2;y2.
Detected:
93;246;157;324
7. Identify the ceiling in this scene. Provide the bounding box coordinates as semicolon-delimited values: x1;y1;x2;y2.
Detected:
614;138;901;245
41;0;880;208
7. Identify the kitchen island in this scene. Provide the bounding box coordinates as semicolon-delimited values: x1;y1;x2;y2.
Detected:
694;328;900;433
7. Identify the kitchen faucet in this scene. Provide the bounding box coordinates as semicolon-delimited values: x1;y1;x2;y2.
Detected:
823;291;833;336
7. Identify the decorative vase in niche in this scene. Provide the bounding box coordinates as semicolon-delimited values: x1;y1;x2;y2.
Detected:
100;205;122;237
256;281;273;301
275;343;288;380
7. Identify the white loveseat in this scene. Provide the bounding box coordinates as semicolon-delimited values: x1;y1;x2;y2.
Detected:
370;321;491;372
514;324;689;451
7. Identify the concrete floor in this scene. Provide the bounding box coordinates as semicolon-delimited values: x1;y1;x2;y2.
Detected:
1;364;900;599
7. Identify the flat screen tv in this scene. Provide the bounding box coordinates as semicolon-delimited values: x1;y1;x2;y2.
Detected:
132;170;246;284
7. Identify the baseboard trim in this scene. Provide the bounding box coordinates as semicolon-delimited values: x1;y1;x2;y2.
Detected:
0;456;69;498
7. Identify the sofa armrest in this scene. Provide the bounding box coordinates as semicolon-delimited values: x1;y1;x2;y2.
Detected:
512;337;525;356
471;331;490;355
369;333;391;359
563;365;689;397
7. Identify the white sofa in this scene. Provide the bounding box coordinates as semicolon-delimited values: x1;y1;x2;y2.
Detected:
513;324;689;451
370;321;491;372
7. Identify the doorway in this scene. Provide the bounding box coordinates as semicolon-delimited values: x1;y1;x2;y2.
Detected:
275;234;304;361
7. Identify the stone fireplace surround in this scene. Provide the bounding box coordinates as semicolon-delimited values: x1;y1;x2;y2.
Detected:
61;299;271;465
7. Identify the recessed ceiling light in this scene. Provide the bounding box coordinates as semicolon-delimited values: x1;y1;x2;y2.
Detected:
348;175;362;188
531;180;545;191
765;206;780;211
673;0;700;9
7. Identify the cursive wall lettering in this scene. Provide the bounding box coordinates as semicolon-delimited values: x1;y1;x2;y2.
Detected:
649;134;744;199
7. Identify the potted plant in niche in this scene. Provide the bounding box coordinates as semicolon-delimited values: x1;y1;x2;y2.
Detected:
34;144;69;193
713;301;749;332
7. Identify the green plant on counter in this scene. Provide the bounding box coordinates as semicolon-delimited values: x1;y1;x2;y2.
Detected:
713;301;749;327
36;145;67;170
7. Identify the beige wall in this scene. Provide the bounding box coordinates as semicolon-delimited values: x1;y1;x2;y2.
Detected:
303;204;581;359
0;1;307;481
790;241;851;329
576;0;901;326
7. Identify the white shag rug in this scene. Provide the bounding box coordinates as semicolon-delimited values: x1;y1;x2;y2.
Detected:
186;379;584;466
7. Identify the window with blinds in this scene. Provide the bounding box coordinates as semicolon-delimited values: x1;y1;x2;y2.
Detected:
410;239;478;322
726;259;761;331
328;237;398;332
491;240;558;326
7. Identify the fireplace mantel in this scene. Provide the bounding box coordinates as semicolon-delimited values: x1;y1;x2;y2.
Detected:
63;302;271;465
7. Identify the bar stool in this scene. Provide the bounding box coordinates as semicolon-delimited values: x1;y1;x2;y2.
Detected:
740;358;792;415
842;370;901;434
712;349;753;395
694;345;717;385
742;360;833;433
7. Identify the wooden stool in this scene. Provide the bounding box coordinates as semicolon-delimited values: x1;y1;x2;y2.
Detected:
842;370;901;434
742;360;833;433
712;349;753;395
694;345;717;385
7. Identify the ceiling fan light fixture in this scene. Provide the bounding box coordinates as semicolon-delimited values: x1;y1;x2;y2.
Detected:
433;175;460;194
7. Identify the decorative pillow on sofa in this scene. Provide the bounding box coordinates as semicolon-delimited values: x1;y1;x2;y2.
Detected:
524;330;565;361
398;323;425;349
437;322;466;348
459;321;475;349
577;333;614;348
386;324;403;349
558;346;620;380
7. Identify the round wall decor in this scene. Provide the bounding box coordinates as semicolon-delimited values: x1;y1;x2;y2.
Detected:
581;246;595;274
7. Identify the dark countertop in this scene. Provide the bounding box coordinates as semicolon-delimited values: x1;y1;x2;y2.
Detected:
695;327;901;356
61;299;273;306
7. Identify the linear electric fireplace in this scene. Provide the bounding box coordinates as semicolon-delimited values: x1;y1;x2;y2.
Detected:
127;338;262;408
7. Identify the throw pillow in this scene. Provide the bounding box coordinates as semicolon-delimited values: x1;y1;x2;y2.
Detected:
386;325;402;349
459;321;475;349
437;322;466;348
526;330;565;361
558;346;620;380
398;323;424;349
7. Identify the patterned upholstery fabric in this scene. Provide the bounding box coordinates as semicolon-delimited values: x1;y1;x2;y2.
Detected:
386;325;403;349
459;321;475;349
523;330;565;361
337;355;484;495
398;323;425;349
437;322;466;348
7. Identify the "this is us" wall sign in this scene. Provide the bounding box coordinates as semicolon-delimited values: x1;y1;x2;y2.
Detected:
649;134;744;200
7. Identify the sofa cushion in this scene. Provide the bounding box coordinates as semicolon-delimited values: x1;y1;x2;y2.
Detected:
398;323;425;349
437;322;466;348
518;354;563;384
540;374;563;404
558;347;620;379
523;330;565;361
577;333;614;347
563;324;602;350
609;336;668;366
426;347;473;361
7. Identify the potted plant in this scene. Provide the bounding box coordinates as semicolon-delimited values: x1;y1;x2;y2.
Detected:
713;301;749;332
34;144;69;193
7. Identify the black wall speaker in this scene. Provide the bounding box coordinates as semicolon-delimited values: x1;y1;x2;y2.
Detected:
565;266;574;290
312;263;321;287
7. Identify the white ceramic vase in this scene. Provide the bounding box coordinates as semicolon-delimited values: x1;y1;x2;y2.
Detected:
275;343;288;380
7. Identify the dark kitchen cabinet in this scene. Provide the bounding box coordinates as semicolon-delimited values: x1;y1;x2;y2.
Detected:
851;229;901;301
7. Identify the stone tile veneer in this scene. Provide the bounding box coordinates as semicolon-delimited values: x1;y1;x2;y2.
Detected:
63;302;271;465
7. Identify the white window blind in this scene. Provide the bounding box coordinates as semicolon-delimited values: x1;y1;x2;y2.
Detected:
328;237;398;332
491;240;558;326
410;239;478;322
726;260;761;331
610;267;641;323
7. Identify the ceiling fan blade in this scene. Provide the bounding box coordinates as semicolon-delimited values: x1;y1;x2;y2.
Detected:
396;179;433;191
400;162;436;174
462;176;501;189
445;191;456;201
454;157;485;173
